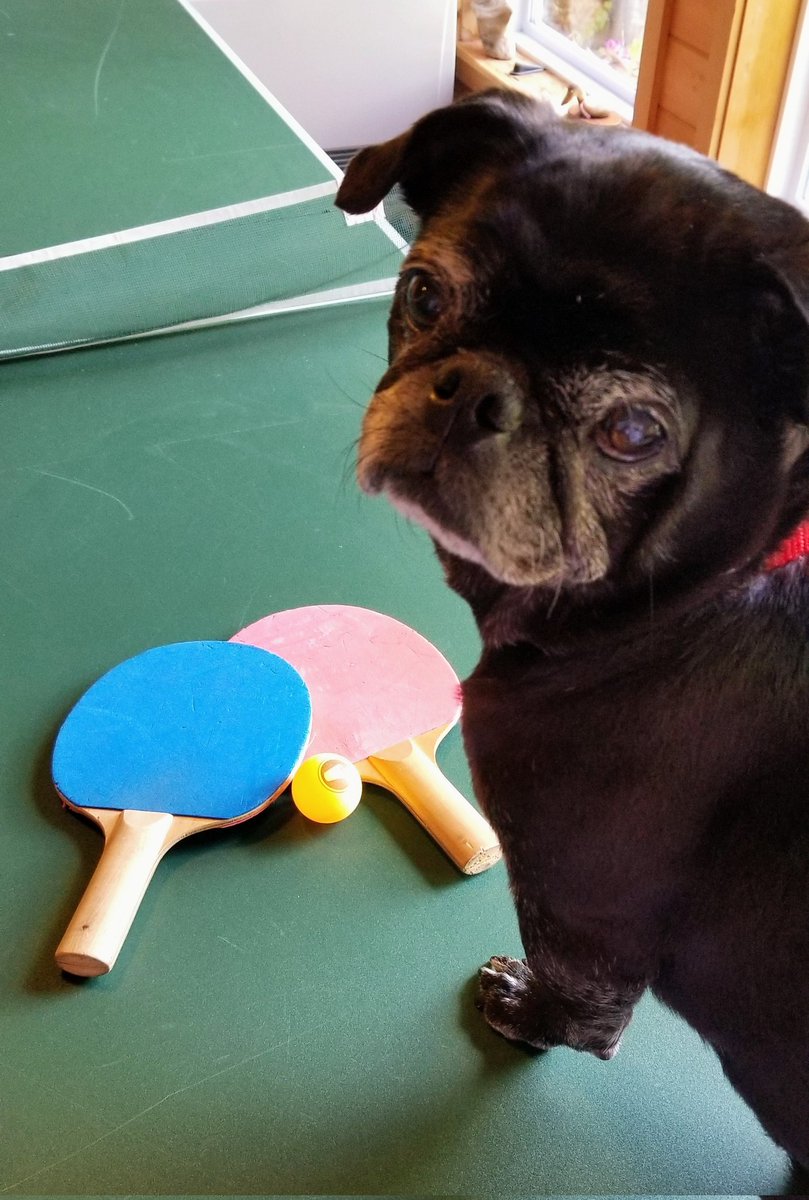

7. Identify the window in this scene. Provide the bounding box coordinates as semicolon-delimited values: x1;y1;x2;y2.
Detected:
516;0;649;114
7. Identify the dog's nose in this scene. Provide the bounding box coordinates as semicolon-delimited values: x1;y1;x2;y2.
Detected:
431;360;523;442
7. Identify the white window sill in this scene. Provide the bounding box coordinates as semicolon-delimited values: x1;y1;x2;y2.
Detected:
513;32;635;124
456;35;631;127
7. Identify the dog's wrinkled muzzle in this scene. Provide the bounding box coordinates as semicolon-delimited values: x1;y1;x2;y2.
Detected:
358;350;527;495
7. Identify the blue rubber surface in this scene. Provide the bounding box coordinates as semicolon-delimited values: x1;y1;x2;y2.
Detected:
52;640;311;819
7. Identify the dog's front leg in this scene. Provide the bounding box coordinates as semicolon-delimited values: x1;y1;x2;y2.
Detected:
476;950;645;1060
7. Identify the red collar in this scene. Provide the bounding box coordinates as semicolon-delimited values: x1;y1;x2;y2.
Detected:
765;520;809;570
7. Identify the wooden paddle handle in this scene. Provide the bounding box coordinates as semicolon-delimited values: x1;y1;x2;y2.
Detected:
366;738;501;874
55;810;174;976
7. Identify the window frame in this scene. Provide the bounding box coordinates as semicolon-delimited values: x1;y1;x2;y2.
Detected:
514;0;641;116
768;0;809;213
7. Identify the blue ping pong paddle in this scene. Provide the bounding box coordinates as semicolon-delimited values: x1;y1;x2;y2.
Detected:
53;640;311;977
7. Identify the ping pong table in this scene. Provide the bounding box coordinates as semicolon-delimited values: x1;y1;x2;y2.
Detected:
0;1;797;1193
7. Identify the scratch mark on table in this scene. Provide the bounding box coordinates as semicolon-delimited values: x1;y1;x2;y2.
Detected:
216;935;246;952
93;0;126;119
163;143;288;164
24;468;134;521
0;1022;329;1192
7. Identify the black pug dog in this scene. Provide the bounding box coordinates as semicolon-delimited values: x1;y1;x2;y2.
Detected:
336;89;809;1168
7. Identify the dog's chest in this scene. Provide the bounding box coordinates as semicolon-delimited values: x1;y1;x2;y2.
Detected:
459;616;809;922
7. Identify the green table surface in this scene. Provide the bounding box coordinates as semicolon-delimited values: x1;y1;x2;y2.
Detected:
0;303;797;1195
0;0;402;358
0;0;331;257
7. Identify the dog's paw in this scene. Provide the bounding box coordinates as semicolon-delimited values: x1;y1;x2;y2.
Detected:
475;956;551;1051
475;955;630;1059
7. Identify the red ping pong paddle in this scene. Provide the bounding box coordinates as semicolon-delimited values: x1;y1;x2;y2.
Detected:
53;640;311;977
231;605;501;874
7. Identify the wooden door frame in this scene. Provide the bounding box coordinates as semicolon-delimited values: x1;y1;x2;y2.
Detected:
633;0;804;186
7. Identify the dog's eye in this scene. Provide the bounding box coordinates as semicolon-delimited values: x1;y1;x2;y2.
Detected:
595;406;667;462
403;272;443;329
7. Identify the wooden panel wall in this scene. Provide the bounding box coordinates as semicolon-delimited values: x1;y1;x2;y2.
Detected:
633;0;803;186
633;0;738;153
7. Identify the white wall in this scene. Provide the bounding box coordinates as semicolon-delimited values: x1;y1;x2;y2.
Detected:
189;0;456;150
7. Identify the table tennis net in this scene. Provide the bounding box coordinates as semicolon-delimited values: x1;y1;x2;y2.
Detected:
0;179;413;360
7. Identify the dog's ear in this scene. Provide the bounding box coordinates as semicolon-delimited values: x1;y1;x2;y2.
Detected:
335;89;553;220
751;254;809;425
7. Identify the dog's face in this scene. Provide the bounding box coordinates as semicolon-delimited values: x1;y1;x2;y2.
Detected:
337;92;809;638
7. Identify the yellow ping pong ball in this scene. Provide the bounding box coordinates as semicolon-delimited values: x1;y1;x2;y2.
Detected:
291;753;362;823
